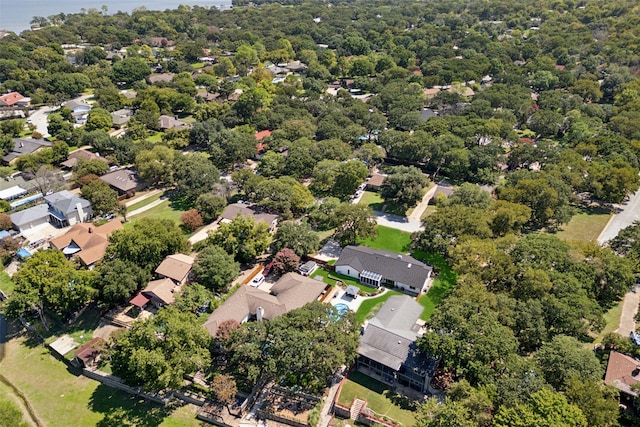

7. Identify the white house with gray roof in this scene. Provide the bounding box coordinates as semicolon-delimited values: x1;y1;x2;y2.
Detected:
335;246;432;296
357;295;438;394
10;190;92;233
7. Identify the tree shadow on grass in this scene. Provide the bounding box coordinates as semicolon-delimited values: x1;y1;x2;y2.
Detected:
89;384;180;427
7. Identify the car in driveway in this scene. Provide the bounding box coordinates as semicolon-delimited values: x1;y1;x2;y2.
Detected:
262;262;273;276
250;273;265;287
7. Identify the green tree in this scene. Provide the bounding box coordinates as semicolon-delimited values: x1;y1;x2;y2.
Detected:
110;306;211;391
381;166;429;211
94;259;150;306
565;377;619;427
174;153;220;202
80;179;118;215
112;57;151;85
445;183;493;210
494;389;587;427
272;221;320;257
332;203;377;247
191;245;239;292
135;145;176;184
253;176;314;216
195;193;227;224
208;215;271;263
4;250;96;327
174;283;215;314
85;107;113;132
106;218;188;271
535;335;604;390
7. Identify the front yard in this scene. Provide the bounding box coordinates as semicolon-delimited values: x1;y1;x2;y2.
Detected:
337;371;417;427
554;206;612;243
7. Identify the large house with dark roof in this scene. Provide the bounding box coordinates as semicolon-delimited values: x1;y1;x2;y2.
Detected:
203;272;327;337
3;138;53;165
335;246;433;296
357;295;438;395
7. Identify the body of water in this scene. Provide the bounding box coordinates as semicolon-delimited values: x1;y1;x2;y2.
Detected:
0;0;232;34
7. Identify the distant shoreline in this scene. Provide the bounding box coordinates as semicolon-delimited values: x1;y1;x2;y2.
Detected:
0;0;232;34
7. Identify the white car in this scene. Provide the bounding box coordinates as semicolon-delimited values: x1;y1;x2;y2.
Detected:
250;274;265;287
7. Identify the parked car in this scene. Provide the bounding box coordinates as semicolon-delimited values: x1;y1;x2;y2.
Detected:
631;331;640;346
250;273;265;287
299;261;318;276
262;262;273;276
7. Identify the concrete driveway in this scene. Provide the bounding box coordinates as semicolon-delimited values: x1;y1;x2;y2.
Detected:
598;190;640;245
615;292;639;337
374;211;423;233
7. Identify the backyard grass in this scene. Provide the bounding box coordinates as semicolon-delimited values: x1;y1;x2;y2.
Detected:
555;206;612;243
355;289;403;323
1;336;203;427
43;305;103;349
337;371;416;427
358;225;412;254
125;199;186;228
413;251;457;321
126;192;164;213
421;205;437;220
145;132;163;143
0;271;15;294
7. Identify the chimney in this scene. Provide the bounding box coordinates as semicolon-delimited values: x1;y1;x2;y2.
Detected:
76;202;85;222
256;306;264;322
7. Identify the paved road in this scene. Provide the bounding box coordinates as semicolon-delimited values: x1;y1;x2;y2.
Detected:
28;106;54;137
598;190;640;245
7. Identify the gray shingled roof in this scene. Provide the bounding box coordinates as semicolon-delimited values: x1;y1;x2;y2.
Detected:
335;246;432;289
4;139;52;163
44;191;91;215
220;203;278;227
358;295;437;374
10;203;50;226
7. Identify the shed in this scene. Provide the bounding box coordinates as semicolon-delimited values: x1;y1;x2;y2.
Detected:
49;334;79;358
73;337;106;368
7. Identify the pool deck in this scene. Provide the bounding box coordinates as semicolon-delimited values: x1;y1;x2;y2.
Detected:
330;287;390;312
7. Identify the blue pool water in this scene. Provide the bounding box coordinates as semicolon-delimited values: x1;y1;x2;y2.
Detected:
333;303;350;317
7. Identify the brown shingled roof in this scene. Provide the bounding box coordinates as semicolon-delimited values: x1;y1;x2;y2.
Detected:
605;351;640;397
155;253;195;283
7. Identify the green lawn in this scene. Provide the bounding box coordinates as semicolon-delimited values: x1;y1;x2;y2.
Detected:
126;192;164;213
593;299;624;344
145;132;163;143
0;271;15;295
358;225;412;254
413;252;457;321
1;336;203;427
355;290;403;323
43;305;103;349
191;62;205;69
126;200;186;228
555;206;612;243
337;371;416;427
359;191;384;211
312;268;376;293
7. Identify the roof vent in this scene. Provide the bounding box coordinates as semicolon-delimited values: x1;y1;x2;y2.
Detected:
407;263;412;268
397;341;401;344
397;255;402;259
391;308;395;311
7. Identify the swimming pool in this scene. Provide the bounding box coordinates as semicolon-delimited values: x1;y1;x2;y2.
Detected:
333;303;350;317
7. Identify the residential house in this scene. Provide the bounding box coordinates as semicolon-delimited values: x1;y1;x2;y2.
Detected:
9;204;51;233
335;246;433;296
44;190;92;227
148;73;175;84
99;168;144;198
3;138;53;165
357;295;438;395
60;149;107;169
255;130;271;157
49;219;123;268
0;185;27;201
0;92;30;107
10;190;92;232
155;253;195;286
110;109;133;128
64;99;92;124
130;277;179;309
365;173;387;192
159;115;188;130
203;272;326;337
605;350;640;410
219;203;279;232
